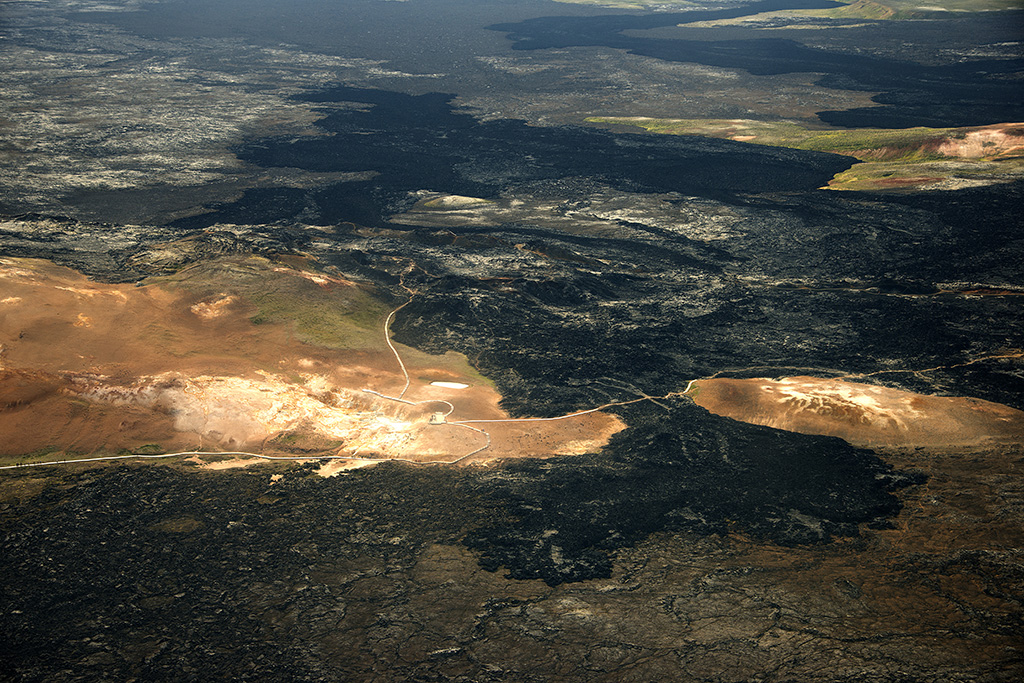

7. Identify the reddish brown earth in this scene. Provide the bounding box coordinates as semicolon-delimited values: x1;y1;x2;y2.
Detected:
0;257;623;466
690;375;1024;448
936;123;1024;159
6;256;1019;465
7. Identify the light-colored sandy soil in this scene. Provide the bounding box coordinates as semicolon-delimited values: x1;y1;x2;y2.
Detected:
0;257;624;466
936;123;1024;159
691;376;1024;448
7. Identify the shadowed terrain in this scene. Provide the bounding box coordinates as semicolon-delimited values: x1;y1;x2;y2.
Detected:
2;0;1023;680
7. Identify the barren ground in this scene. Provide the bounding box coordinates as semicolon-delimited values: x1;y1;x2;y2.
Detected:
690;375;1024;448
0;257;624;467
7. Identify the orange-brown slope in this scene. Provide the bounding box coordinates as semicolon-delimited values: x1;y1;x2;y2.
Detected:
690;376;1024;448
0;257;623;463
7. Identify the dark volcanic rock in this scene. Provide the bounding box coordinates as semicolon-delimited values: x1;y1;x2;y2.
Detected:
4;446;1020;682
0;463;485;682
191;85;856;229
464;401;916;586
0;213;313;282
491;4;1024;128
2;2;1024;680
0;427;916;680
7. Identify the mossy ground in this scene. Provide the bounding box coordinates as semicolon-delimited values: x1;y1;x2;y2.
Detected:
152;256;391;350
588;117;953;159
552;0;1022;18
827;157;1024;191
587;117;1024;191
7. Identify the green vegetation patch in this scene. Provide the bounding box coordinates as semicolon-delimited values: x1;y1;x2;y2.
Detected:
550;0;696;8
265;429;344;454
245;284;387;350
790;0;1024;21
587;116;956;161
152;256;392;351
23;445;62;459
876;0;1024;17
815;0;894;19
0;446;64;468
587;116;1024;191
827;157;1024;191
681;1;894;27
565;0;1023;24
